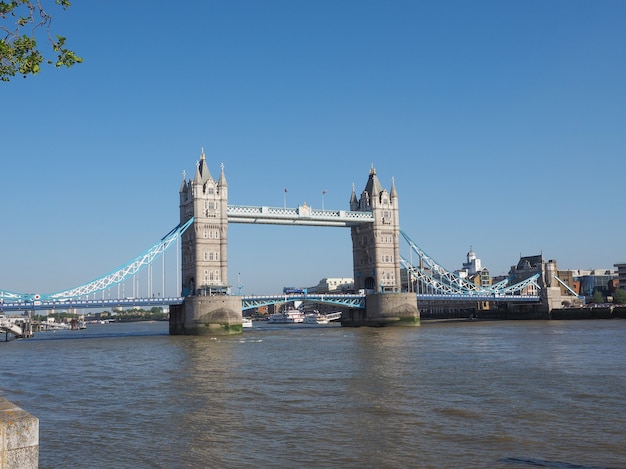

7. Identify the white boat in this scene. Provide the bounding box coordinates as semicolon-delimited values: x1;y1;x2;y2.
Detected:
242;317;253;328
268;308;305;324
315;315;330;324
304;312;330;324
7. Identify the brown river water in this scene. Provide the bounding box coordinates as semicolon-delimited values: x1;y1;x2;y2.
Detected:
2;319;625;469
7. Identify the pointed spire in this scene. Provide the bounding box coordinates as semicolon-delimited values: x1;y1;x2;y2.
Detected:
364;165;383;199
350;182;358;209
218;162;228;187
195;147;213;183
390;176;397;199
179;169;187;192
193;158;202;183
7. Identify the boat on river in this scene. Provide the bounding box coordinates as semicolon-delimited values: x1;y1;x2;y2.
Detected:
268;308;305;324
304;312;329;324
242;317;253;328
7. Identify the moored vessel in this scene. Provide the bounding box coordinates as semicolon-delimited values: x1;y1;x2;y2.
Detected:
304;312;330;324
268;308;305;324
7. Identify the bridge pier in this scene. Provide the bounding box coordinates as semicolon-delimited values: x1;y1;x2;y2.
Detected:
341;292;419;327
169;295;243;335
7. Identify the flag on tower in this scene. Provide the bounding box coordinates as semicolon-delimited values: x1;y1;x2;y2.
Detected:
284;188;288;193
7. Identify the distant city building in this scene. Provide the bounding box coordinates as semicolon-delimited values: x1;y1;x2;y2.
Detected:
308;277;354;293
508;255;544;297
570;268;617;298
554;268;617;299
614;263;626;291
456;247;490;288
477;268;491;289
555;269;580;297
457;247;482;277
491;274;508;285
509;257;584;306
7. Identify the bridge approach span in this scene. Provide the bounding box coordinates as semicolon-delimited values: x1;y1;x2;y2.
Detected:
0;297;185;312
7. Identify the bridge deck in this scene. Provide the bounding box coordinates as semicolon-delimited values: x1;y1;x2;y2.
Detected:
0;292;540;311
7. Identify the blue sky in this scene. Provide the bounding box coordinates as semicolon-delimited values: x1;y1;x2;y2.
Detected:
1;0;625;296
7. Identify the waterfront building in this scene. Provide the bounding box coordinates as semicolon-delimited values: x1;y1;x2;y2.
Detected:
308;277;354;293
456;247;482;278
509;257;585;308
491;274;507;285
478;268;491;288
456;247;491;287
614;263;626;292
555;269;580;297
470;268;492;311
551;268;620;301
456;247;491;292
508;255;544;297
572;268;617;299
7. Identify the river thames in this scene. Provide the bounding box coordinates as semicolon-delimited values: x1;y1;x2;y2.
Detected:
2;319;625;469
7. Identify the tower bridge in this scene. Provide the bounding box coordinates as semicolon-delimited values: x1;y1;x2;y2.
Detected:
1;149;563;336
170;150;418;333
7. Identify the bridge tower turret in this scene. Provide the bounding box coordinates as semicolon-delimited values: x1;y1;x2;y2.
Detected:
170;149;242;335
179;149;229;296
345;166;419;326
350;166;401;293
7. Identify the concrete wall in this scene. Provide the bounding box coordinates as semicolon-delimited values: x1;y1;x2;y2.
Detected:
614;306;626;318
342;292;419;327
552;307;614;320
0;398;38;469
169;295;243;335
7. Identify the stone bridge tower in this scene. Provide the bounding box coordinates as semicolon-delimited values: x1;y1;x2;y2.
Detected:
344;166;419;326
179;149;229;296
170;150;242;335
350;166;401;293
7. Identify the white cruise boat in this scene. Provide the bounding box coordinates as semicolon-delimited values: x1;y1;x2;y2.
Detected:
242;317;253;328
304;312;330;324
268;308;305;324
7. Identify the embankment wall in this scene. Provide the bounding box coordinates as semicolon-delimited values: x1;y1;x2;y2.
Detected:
0;397;38;468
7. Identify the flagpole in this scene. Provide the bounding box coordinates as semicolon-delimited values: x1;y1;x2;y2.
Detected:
322;190;327;211
284;188;287;208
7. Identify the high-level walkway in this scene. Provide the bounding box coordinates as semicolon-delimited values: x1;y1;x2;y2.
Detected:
227;204;374;227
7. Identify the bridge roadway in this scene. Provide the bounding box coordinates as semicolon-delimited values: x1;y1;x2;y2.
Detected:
241;293;366;310
0;292;540;312
0;297;186;312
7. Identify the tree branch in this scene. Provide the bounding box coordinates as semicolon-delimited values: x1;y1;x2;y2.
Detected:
0;0;81;81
